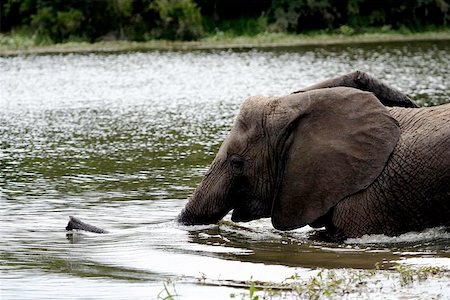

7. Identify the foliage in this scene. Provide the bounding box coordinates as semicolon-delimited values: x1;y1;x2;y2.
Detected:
269;0;343;32
345;0;450;28
1;0;449;42
0;0;158;42
394;264;442;286
150;0;203;40
269;0;450;33
248;282;259;300
203;15;268;37
30;8;85;41
227;265;448;299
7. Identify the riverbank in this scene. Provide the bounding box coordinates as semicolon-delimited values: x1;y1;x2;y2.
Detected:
1;30;450;56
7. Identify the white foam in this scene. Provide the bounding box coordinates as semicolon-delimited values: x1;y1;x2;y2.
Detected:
345;227;450;244
396;257;450;270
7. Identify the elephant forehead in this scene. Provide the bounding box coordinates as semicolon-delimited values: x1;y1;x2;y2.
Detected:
239;96;288;129
239;96;280;119
226;125;263;153
234;97;270;134
240;95;271;110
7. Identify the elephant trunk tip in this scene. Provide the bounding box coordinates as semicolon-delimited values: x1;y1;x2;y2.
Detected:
177;208;195;225
177;207;223;226
66;216;108;234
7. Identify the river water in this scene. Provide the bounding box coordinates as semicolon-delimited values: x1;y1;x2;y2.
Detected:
1;41;449;299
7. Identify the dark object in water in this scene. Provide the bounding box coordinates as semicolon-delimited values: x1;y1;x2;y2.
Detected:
66;216;108;234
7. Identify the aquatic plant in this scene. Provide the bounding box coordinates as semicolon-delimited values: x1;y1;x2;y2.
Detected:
157;280;178;300
394;265;442;286
226;264;448;299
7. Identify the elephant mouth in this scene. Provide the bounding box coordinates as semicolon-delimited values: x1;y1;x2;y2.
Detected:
231;209;251;222
177;207;230;225
308;207;335;228
231;207;269;223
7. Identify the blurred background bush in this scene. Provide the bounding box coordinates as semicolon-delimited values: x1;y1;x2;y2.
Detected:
1;0;448;42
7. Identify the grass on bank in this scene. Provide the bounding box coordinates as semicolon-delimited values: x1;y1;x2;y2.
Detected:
1;26;450;56
156;264;448;299
232;265;446;299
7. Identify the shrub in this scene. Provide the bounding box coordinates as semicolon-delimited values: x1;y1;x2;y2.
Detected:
203;14;268;37
56;9;85;39
269;0;343;32
346;0;450;28
150;0;203;40
269;0;450;33
30;7;85;42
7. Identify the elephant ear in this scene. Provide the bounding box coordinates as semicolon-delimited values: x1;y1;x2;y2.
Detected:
271;87;400;230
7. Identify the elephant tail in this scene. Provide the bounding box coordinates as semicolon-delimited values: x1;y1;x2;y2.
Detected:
66;216;108;234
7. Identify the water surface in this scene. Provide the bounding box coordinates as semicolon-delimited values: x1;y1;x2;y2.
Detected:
1;41;450;299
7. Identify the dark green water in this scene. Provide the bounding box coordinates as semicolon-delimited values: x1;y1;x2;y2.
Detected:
1;41;449;299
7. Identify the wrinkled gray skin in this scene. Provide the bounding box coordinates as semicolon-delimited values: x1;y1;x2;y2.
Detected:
178;71;450;239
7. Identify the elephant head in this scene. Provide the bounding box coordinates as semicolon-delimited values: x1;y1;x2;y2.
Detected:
178;87;400;230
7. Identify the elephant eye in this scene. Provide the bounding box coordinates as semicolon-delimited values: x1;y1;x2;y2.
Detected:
229;154;245;175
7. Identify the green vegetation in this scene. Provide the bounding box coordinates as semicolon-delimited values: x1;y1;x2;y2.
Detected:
160;264;449;299
394;264;442;286
2;29;450;56
157;280;178;300
232;265;449;299
1;1;449;54
150;0;204;40
1;0;449;47
231;269;378;299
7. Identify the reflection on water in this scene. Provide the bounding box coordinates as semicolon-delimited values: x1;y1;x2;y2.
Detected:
1;41;450;299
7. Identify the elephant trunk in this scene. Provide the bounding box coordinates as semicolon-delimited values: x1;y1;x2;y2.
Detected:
66;216;108;233
178;162;232;225
177;189;232;226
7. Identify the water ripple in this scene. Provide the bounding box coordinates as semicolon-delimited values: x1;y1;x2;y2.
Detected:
1;41;449;299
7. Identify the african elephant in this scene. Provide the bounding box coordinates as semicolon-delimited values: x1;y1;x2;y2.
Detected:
178;71;450;239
